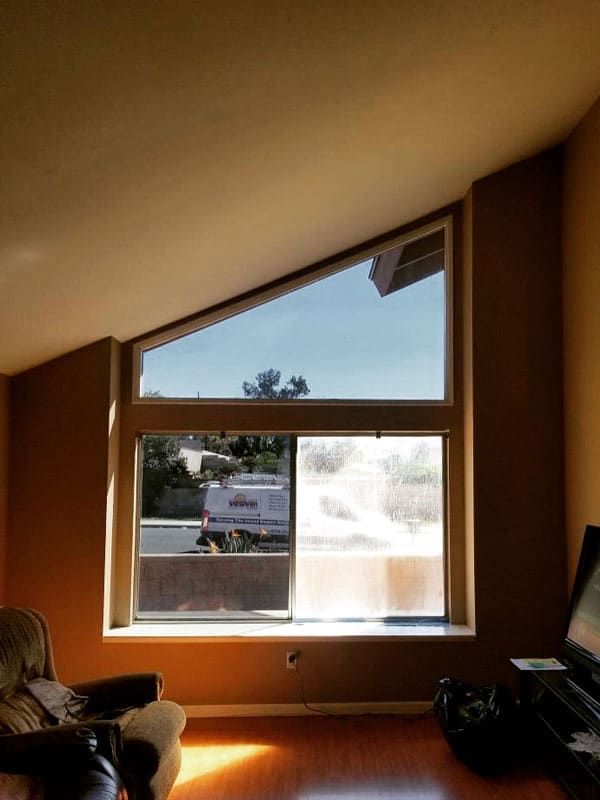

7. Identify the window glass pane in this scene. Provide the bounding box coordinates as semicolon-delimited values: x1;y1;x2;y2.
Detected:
295;436;445;620
136;434;291;620
141;245;446;400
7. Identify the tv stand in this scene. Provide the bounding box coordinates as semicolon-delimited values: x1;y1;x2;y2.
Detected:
521;669;600;799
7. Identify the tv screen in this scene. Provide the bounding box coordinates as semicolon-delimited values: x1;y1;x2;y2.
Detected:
566;525;600;667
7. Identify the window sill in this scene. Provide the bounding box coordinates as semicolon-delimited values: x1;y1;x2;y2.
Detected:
103;620;475;643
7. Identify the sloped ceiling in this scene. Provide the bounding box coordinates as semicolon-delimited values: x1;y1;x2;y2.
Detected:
2;1;600;374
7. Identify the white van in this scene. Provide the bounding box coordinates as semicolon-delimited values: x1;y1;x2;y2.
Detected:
196;482;290;547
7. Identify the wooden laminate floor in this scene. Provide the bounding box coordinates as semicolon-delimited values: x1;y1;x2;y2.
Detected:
170;715;566;799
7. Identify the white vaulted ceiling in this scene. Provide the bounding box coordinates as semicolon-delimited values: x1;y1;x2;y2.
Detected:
2;1;600;374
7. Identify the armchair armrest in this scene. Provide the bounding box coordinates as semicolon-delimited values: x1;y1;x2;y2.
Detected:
69;672;163;712
0;726;97;775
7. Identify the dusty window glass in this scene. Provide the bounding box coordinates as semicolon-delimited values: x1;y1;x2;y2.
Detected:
294;436;445;620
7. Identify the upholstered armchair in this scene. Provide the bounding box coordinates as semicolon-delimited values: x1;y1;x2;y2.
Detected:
0;607;186;800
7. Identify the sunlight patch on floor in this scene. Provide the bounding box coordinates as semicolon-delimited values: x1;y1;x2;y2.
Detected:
174;743;274;786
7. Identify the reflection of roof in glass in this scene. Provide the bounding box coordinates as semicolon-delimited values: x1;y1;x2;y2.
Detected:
179;446;237;473
369;228;445;297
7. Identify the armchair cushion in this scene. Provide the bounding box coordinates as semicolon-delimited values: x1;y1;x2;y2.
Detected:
0;690;53;735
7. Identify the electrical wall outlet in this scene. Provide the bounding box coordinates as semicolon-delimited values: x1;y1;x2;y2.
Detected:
286;650;298;669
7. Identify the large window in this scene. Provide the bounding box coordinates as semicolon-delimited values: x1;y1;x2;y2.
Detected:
115;214;463;628
136;433;445;621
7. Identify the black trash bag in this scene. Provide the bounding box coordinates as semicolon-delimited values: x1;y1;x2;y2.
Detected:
433;677;519;774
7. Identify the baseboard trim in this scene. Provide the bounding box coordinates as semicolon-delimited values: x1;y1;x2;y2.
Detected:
183;701;432;718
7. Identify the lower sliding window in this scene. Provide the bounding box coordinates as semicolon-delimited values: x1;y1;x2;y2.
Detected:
135;434;446;622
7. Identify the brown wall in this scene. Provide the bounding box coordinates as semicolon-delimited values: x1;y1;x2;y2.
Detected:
0;374;9;603
469;149;566;657
563;97;600;583
5;151;566;705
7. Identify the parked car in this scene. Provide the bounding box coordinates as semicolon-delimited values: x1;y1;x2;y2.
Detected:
195;482;290;547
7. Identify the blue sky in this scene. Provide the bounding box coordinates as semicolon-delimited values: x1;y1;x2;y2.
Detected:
141;260;445;400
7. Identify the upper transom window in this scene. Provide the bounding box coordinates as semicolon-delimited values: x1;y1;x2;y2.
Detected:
137;219;451;402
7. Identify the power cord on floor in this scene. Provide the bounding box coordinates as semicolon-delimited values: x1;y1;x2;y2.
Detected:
294;658;332;715
293;655;435;720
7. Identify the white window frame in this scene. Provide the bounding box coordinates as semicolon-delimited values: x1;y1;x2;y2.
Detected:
107;211;467;637
131;215;454;405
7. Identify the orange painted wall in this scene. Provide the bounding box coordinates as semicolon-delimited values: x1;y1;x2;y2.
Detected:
0;374;9;603
563;97;600;584
6;152;566;704
7;341;114;655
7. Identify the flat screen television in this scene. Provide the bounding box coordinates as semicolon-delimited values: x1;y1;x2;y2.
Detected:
563;524;600;710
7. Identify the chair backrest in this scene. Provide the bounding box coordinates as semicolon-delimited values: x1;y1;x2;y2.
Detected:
0;608;57;701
